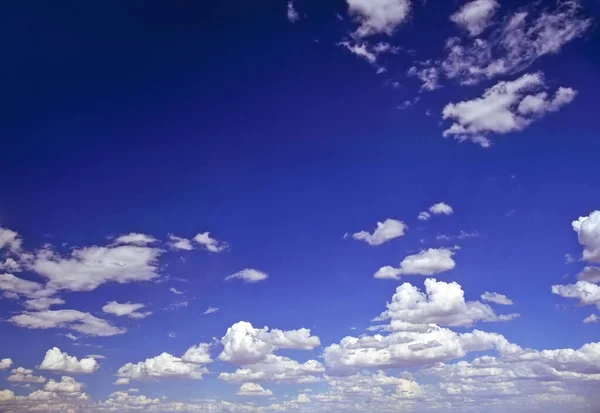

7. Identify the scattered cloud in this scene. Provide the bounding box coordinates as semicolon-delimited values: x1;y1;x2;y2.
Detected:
552;281;600;309
39;348;99;374
450;0;499;36
193;232;229;253
287;0;300;23
167;234;193;251
417;211;431;221
116;352;209;382
565;253;575;264
225;269;268;283
442;72;577;147
407;66;441;91
204;306;219;315
219;354;324;384
481;291;514;305
346;0;411;38
436;230;479;241
236;382;273;397
102;301;151;319
374;248;456;279
351;218;407;246
0;227;22;252
0;358;13;370
572;210;600;263
7;367;46;383
43;376;83;393
112;233;157;246
11;309;126;336
583;314;598;324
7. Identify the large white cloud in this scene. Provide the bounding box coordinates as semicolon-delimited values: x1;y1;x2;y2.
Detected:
450;0;499;37
39;348;98;374
116;352;208;382
346;0;411;38
417;203;453;221
181;343;213;365
374;248;456;280
11;309;125;336
552;281;600;309
375;279;518;327
0;273;52;298
351;218;407;246
219;321;320;365
572;211;600;263
442;72;577;147
236;382;273;396
112;233;157;246
224;269;268;284
219;354;325;384
102;301;151;319
0;227;22;252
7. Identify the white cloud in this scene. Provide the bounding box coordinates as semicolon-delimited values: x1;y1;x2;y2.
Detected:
193;232;229;253
236;382;273;396
407;66;441;91
417;211;431;221
481;292;514;305
24;297;65;311
442;72;576;147
39;348;99;374
338;41;377;64
0;227;22;252
102;301;151;319
44;376;83;393
219;321;320;365
583;314;598;324
287;0;299;23
167;234;193;251
578;267;600;283
346;0;411;38
11;309;126;336
376;278;518;327
169;287;183;295
181;343;213;365
351;218;407;246
219;354;325;384
296;393;311;403
204;306;219;315
7;367;46;383
112;233;156;246
436;230;479;241
31;243;162;292
429;202;454;215
225;269;268;283
440;1;591;84
450;0;498;36
0;273;51;298
116;352;208;382
0;358;13;370
572;211;600;263
374;248;456;279
552;281;600;309
0;257;20;272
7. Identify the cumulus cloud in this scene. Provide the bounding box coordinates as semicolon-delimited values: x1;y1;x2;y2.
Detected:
572;211;600;263
0;227;22;252
8;367;46;383
578;267;600;283
39;348;99;374
450;0;498;36
167;234;193;251
219;321;320;365
583;314;598;324
0;358;13;370
44;376;83;393
10;309;126;336
181;343;213;365
376;278;518;327
351;218;407;246
225;269;268;283
552;281;600;309
442;72;576;147
219;354;325;384
112;233;156;246
0;273;51;298
481;292;514;305
236;382;273;396
116;353;208;382
374;248;456;279
31;243;162;292
193;232;229;253
346;0;411;38
24;297;65;311
102;301;151;319
287;0;299;23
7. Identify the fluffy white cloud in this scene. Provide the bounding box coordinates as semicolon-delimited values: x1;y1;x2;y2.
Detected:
225;269;268;283
204;306;219;315
450;0;498;36
39;348;99;374
219;321;320;365
0;358;13;370
24;297;65;311
346;0;411;38
167;234;193;251
442;72;576;147
429;202;454;215
0;389;15;401
112;233;156;246
116;353;208;382
572;211;600;263
351;218;407;246
417;211;431;221
8;367;46;383
578;267;600;283
0;227;22;252
102;390;160;409
552;281;600;309
181;343;213;365
193;232;229;253
236;382;273;396
440;1;591;84
287;0;299;23
374;248;456;279
31;243;161;292
376;279;518;327
219;354;325;384
481;292;514;305
102;301;151;319
0;273;51;298
583;314;598;324
11;309;125;336
44;377;83;393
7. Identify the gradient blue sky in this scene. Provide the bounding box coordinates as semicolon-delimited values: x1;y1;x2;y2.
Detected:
1;0;600;412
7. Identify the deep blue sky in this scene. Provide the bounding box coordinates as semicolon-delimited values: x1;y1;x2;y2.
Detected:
1;1;599;412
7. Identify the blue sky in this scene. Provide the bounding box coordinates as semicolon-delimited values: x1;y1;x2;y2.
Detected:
1;0;600;412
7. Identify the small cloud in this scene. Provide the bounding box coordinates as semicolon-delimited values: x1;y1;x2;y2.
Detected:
287;0;300;23
583;314;598;324
168;332;177;338
225;269;268;283
169;287;183;295
204;307;219;315
564;253;575;264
